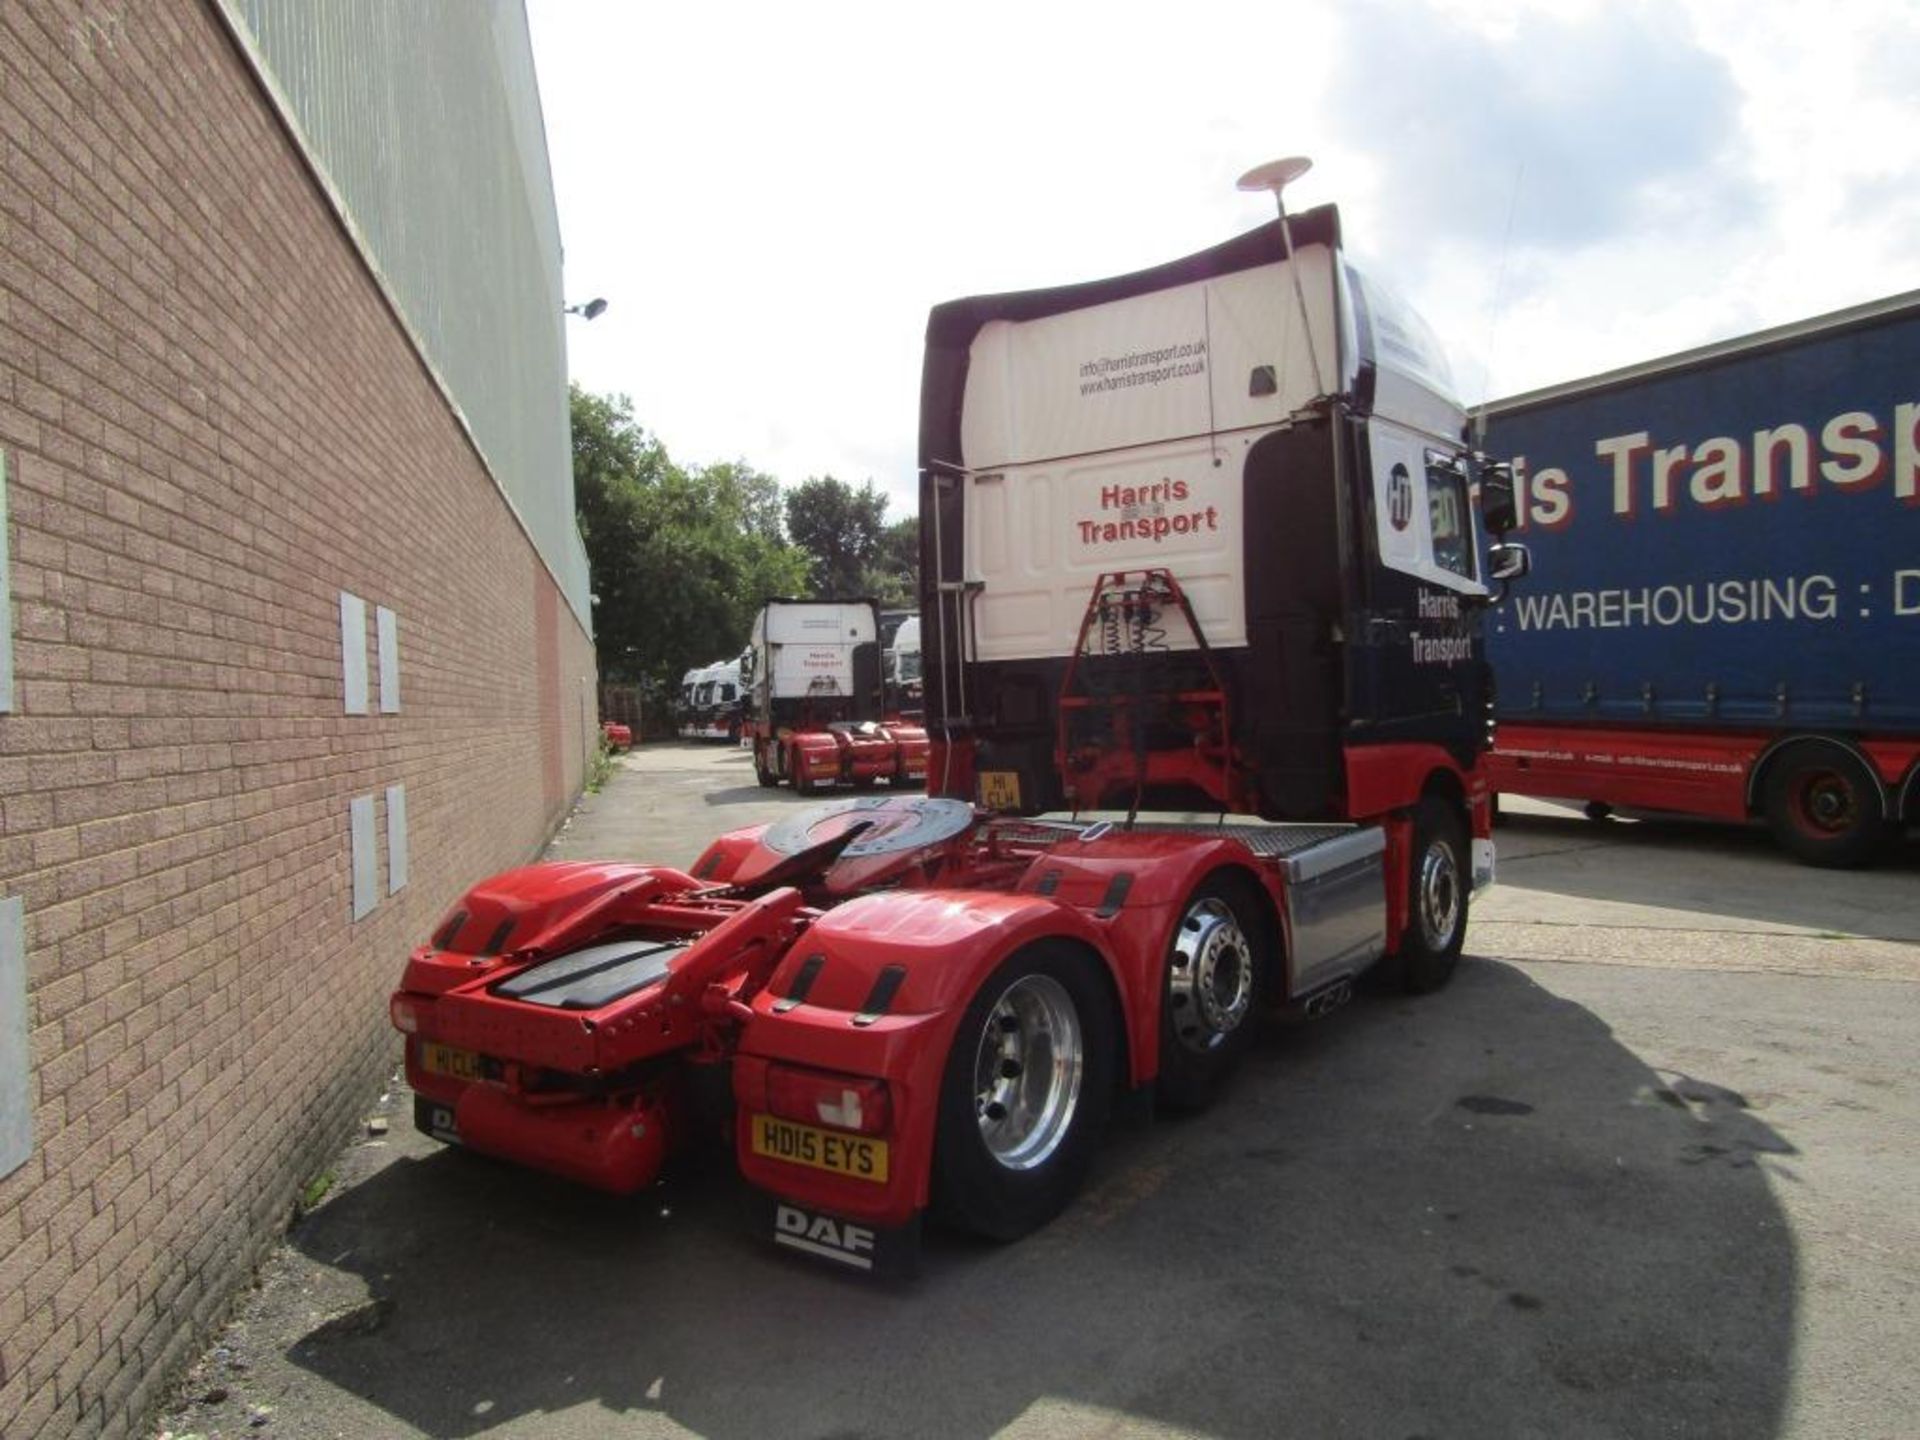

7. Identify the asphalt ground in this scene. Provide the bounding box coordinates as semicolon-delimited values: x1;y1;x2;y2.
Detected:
152;744;1920;1440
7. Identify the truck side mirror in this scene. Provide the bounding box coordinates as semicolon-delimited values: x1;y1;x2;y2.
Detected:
1479;462;1519;535
1488;541;1530;583
1466;540;1530;609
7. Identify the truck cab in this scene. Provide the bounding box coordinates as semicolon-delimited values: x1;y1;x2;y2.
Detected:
744;599;928;791
918;203;1514;846
392;171;1522;1273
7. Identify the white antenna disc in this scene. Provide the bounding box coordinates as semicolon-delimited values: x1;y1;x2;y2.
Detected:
1236;156;1313;195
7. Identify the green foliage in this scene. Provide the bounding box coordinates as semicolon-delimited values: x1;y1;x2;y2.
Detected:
297;1169;335;1216
868;515;920;610
783;476;891;599
570;387;810;697
570;388;922;694
585;738;616;793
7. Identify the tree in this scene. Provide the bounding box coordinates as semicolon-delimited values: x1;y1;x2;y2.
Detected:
570;387;810;703
866;514;919;610
783;476;890;598
693;459;787;543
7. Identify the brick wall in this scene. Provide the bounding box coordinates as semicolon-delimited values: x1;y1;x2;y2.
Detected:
0;3;597;1435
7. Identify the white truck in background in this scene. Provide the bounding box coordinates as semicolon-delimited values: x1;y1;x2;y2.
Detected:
743;599;927;791
887;614;922;716
678;656;745;741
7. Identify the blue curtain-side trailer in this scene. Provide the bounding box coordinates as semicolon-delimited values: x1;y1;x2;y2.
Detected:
1476;291;1920;866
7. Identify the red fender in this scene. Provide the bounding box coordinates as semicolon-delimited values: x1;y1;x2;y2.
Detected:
734;888;1113;1227
789;731;842;785
401;862;701;996
882;721;930;782
687;823;773;885
1005;831;1289;1078
733;831;1293;1227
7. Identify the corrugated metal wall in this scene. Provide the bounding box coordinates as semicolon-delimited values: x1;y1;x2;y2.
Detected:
214;0;592;629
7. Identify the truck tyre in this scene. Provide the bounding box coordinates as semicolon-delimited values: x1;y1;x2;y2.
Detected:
754;744;779;788
1762;746;1887;868
1400;797;1469;994
932;941;1115;1241
1156;874;1268;1113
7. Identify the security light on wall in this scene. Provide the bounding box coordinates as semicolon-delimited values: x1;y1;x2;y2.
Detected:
564;298;608;320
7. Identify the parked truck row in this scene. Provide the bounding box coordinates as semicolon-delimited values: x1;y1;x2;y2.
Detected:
676;657;745;741
675;612;924;746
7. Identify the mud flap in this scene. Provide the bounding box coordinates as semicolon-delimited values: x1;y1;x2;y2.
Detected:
414;1094;460;1145
1472;837;1496;892
752;1193;921;1279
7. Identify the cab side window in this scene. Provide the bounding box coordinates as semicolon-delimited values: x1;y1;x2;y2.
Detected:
1426;457;1476;580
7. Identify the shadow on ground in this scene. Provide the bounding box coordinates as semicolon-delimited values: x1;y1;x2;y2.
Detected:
280;960;1795;1439
1495;802;1920;943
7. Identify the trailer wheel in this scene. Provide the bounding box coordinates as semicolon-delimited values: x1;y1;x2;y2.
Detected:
932;942;1114;1240
1156;874;1268;1112
1400;797;1468;994
754;743;779;789
1762;746;1887;868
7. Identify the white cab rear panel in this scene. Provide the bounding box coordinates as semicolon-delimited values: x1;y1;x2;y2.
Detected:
958;249;1339;662
754;603;876;700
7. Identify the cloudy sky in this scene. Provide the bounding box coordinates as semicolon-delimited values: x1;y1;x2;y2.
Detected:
528;0;1919;519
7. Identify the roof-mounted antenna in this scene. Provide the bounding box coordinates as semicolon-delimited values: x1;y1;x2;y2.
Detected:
1237;156;1327;401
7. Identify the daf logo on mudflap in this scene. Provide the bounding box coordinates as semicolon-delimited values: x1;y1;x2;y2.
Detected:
413;1096;459;1144
774;1204;876;1270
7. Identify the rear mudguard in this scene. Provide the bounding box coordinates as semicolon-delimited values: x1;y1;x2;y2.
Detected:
732;833;1285;1228
414;861;703;989
733;887;1110;1228
883;721;930;780
789;730;842;785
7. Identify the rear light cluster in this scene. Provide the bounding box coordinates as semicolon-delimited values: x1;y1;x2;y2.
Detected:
765;1064;890;1136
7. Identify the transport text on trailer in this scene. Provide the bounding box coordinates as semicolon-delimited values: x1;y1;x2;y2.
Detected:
1476;290;1920;866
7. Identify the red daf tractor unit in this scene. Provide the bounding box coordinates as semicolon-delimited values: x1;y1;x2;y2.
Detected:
391;162;1528;1273
744;598;930;792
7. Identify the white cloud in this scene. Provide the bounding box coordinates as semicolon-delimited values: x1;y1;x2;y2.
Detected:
533;0;1920;509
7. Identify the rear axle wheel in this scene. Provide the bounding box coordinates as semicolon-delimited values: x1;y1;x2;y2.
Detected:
1399;797;1468;994
1157;875;1268;1111
933;943;1114;1240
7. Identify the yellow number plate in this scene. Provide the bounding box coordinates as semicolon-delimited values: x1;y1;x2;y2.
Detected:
750;1114;889;1184
420;1042;484;1082
978;769;1022;811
